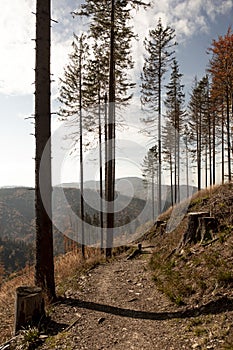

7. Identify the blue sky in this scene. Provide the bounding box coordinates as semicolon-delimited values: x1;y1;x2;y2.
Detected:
0;0;232;187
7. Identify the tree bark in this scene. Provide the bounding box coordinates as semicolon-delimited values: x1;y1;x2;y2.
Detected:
179;211;210;247
226;88;231;181
98;89;104;253
14;286;45;334
79;35;85;259
34;0;56;301
199;217;217;243
106;0;115;259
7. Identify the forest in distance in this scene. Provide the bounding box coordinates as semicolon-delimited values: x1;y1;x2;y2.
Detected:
0;179;197;278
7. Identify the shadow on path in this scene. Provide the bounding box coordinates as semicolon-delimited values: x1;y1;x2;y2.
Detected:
58;296;233;321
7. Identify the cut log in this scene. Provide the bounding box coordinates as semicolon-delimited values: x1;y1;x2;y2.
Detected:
14;286;45;334
198;217;218;243
127;244;142;260
179;211;210;247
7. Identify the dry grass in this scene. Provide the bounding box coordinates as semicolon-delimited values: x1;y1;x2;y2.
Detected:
0;247;106;343
148;182;233;307
146;184;233;348
0;265;34;342
55;247;105;295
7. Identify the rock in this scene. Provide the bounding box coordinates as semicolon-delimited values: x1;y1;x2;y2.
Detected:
98;317;106;324
128;298;138;302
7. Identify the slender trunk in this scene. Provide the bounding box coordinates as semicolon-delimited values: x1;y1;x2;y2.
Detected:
197;108;202;191
226;89;231;181
208;109;212;187
79;37;85;258
35;0;56;301
177;121;180;203
174;132;177;204
106;0;115;259
205;142;208;188
185;138;189;198
169;152;173;206
151;171;155;220
104;91;108;232
158;49;162;214
98;91;104;253
222;103;225;183
212;112;216;185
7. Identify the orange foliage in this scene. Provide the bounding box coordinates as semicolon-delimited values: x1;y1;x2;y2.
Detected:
208;27;233;99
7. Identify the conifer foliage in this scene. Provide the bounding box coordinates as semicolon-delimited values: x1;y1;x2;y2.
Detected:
163;59;186;203
141;18;176;214
208;28;233;182
141;145;158;219
61;0;149;258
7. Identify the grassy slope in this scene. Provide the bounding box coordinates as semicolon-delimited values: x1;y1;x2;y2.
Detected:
146;182;233;347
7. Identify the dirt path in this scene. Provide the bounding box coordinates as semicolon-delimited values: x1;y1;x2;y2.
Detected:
33;248;229;350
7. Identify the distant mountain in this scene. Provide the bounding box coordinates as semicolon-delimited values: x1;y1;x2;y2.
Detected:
0;237;34;275
0;187;35;241
67;177;197;202
83;177;147;200
0;179;197;275
0;183;149;274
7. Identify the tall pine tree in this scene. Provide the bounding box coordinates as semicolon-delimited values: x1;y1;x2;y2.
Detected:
208;28;233;182
163;58;185;203
35;0;56;300
58;33;92;258
73;0;149;257
141;145;158;220
141;18;176;214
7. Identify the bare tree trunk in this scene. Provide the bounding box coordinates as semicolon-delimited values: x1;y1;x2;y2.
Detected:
151;171;155;219
212;112;216;185
226;89;231;181
79;36;85;259
174;132;177;204
158;52;162;215
106;0;115;259
208;112;212;187
184;137;189;198
205;142;208;188
169;153;174;206
177;121;180;203
35;0;56;301
222;103;225;183
98;91;104;253
197;109;202;191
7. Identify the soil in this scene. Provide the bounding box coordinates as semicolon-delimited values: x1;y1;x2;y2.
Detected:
31;246;233;350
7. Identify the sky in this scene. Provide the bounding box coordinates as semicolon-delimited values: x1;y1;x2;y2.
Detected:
0;0;233;188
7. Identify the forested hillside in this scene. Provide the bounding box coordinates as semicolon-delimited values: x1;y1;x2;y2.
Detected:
0;179;170;275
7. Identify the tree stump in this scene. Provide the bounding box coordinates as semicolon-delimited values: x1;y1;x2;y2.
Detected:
14;286;45;334
198;217;218;243
179;211;210;247
154;220;166;235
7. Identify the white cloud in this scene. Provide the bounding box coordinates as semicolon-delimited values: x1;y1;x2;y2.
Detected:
0;0;35;95
0;0;232;96
0;0;80;96
205;0;232;20
134;0;232;41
